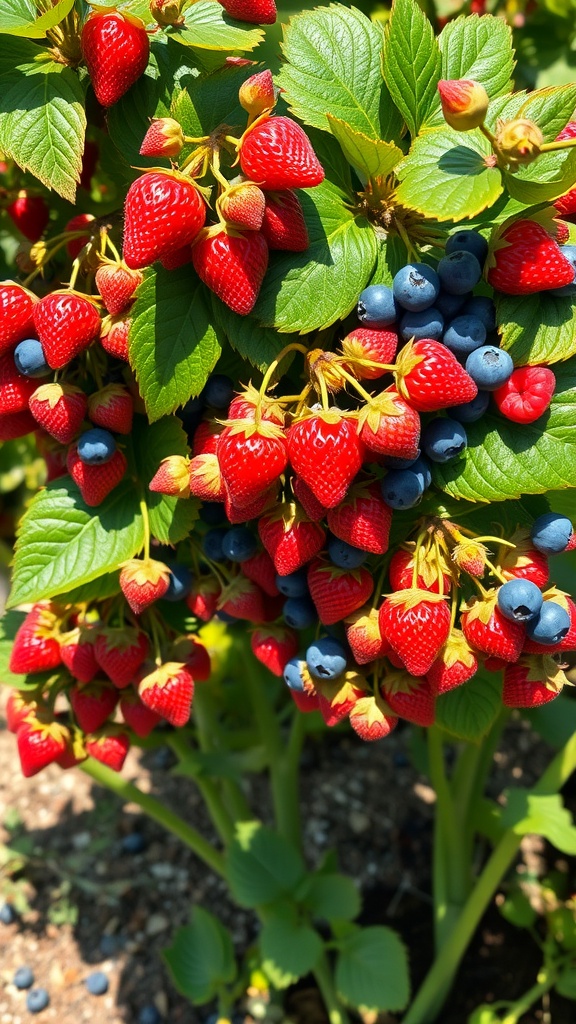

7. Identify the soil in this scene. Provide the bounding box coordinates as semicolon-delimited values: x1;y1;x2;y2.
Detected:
1;686;575;1024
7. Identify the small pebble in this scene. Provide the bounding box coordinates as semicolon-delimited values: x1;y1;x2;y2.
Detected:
138;1006;163;1024
26;988;50;1013
0;903;17;924
85;971;109;996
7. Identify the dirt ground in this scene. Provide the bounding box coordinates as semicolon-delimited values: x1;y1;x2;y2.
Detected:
1;686;575;1024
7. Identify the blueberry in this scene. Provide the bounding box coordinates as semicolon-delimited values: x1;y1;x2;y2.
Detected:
14;966;34;989
202;374;234;409
410;455;433;490
164;564;192;601
530;512;573;554
283;656;308;691
202;528;227;562
461;296;497;333
435;290;470;321
26;988;50;1013
138;1007;163;1024
443;315;487;354
283;596;317;630
399;307;444;343
275;569;309;598
305;637;347;681
85;971;109;996
451;390;491;423
465;346;514;391
445;230;489;266
550;245;576;297
381;469;425;509
77;427;116;465
357;284;397;328
0;903;17;924
422;418;468;463
199;502;227;526
392;263;440;312
526;601;571;645
14;338;50;378
221;526;257;563
438;251;482;295
121;831;147;854
327;536;367;569
497;579;543;623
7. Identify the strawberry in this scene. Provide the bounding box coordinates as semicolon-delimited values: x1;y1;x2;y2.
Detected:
381;671;436;726
65;213;96;260
503;655;567;708
192;227;268;315
88;384;133;435
358;389;421;460
70;680;119;733
389;546;451;594
348;694;397;741
218;0;276;23
218;420;287;508
10;603;62;674
186;577;221;621
81;11;150;108
227;385;284;425
0;409;37;439
138;662;194;726
395;339;478;412
461;589;525;662
307;558;373;625
316;671;367;727
29;383;87;444
241;548;280;597
217;182;266;232
0;351;38;413
35;429;68;481
119;687;162;737
59;627;99;683
493;366;555;424
123;171;206;270
500;530;550;588
345;605;390;664
251;625;298;676
451;539;489;578
170;635;211;681
0;281;37;352
94;628;149;688
55;729;88;769
160;245;193;271
426;629;478;695
7;193;49;242
258;502;325;575
95;262;142;316
33;291;101;369
6;690;38;733
239;70;277;119
67;445;127;506
291;476;328;521
192;420;222;456
189;453;226;501
150;455;191;497
379;590;451;677
327;480;392;554
260;190;309;251
17;716;68;777
341;327;398;380
119;558;171;614
287;411;363;509
239;116;324;190
487;219;574;295
140;117;184;158
291;690;320;713
218;577;266;622
85;729;130;771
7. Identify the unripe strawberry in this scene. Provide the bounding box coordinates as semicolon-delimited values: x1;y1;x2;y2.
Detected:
452;539;489;577
495;118;543;167
239;70;277;118
150;0;184;26
140;117;185;158
119;558;171;614
438;79;489;131
217;182;266;231
150;455;191;497
81;11;150;108
7;193;49;242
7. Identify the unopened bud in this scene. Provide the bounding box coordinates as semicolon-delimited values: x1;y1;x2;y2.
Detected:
239;70;277;119
438;79;489;131
140;117;184;158
495;117;543;166
150;0;183;26
452;540;488;577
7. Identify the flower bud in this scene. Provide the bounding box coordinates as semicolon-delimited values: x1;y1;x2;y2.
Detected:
495;118;543;166
438;79;489;131
140;117;185;158
452;540;489;577
239;70;277;119
150;0;183;26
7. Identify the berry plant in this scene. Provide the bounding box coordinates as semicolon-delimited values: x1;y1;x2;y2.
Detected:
1;0;576;1021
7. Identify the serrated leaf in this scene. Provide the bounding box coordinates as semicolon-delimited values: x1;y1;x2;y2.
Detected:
211;296;296;372
0;0;74;36
502;791;576;854
130;415;198;544
278;4;402;142
435;670;502;742
497;291;576;366
0;33;38;75
502;147;576;205
254;180;377;333
260;914;323;988
171;60;254;137
168;1;263;50
395;128;502;221
226;821;306;908
326;116;403;180
335;926;410;1012
0;610;60;691
129;267;222;422
382;0;442;137
303;873;361;923
0;61;85;202
432;359;576;502
163;907;236;1005
517;84;576;143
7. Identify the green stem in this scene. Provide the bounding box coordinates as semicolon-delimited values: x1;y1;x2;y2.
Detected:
499;968;557;1024
194;686;253;823
80;757;226;878
313;953;351;1024
168;732;235;846
428;728;469;938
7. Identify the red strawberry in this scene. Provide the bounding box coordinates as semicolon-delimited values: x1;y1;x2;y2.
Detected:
119;558;171;614
189;453;226;501
493;366;555;424
291;476;328;521
218;183;266;231
227;385;284;425
341;326;398;380
426;629;478;695
461;590;525;662
345;606;390;664
0;281;37;352
123;171;206;270
503;655;567;708
225;481;278;521
500;530;550;588
150;455;191;497
140;117;184;158
119;688;162;737
85;729;130;771
395;339;478;412
553;127;576;216
186;577;221;621
0;350;40;414
6;691;37;733
29;383;87;444
239;116;324;190
307;558;373;625
389;546;451;594
7;193;49;242
218;0;276;23
192;227;268;315
358;389;421;460
258;502;325;575
170;635;211;681
35;429;68;481
70;680;119;732
33;291;101;369
67;445;127;506
100;314;130;361
348;694;397;741
291;690;320;713
55;729;87;769
381;672;436;726
88;384;133;434
95;262;142;316
241;548;280;596
218;577;266;622
316;671;367;727
17;716;68;777
251;625;298;676
65;213;96;260
218;420;287;508
379;590;451;677
287;411;363;509
327;480;392;554
192;420;222;456
94;628;149;688
59;627;99;683
260;593;285;623
10;603;62;674
487;219;574;295
160;245;193;271
260;190;309;251
0;409;37;439
81;11;150;107
138;662;194;726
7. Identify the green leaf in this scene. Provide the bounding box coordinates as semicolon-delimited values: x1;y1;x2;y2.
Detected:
129;267;222;422
326;116;403;180
395;128;503;222
382;0;442;137
254;180;378;333
435;670;503;742
0;34;38;76
503;147;576;205
168;1;263;50
8;478;143;607
517;84;576;143
497;291;576;366
525;694;576;752
163;906;236;1005
368;235;409;287
303;873;361;923
432;359;576;502
335;926;410;1012
556;967;576;1000
171;60;254;137
0;61;86;202
502;791;576;854
278;4;402;142
0;0;75;37
260;913;323;988
226;821;306;908
211;296;295;372
130;415;198;544
53;573;120;606
0;610;61;691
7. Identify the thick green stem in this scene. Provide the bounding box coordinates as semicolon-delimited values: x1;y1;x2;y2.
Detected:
80;757;226;878
168;732;235;846
428;727;469;945
313;953;351;1024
